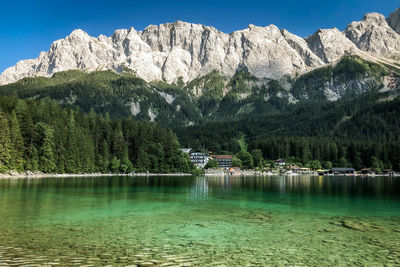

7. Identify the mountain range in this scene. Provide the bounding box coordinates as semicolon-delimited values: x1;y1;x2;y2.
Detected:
0;7;399;171
0;8;399;131
1;8;400;86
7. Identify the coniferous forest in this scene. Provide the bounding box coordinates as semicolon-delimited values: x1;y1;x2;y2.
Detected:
0;56;399;173
176;93;400;171
0;95;194;174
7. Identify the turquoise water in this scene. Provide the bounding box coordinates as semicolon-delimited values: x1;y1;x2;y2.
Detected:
0;175;399;266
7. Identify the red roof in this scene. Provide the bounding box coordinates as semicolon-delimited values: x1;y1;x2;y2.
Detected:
215;155;233;159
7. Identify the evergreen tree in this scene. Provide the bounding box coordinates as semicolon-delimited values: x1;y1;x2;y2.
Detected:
110;156;121;173
0;95;197;174
120;157;134;173
112;123;127;159
9;112;24;171
0;112;11;172
354;152;363;170
371;156;381;173
35;122;56;173
251;149;264;168
302;144;311;164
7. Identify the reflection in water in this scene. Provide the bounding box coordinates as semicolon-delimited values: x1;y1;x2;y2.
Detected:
1;175;400;200
203;175;400;199
190;176;209;201
0;175;399;226
0;175;399;266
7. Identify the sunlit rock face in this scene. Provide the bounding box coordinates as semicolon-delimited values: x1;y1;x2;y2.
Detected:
305;28;359;63
345;13;400;59
0;22;316;85
1;7;400;85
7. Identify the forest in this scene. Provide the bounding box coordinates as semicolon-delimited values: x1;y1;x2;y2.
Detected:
0;95;195;174
0;54;399;173
176;93;400;171
0;56;389;128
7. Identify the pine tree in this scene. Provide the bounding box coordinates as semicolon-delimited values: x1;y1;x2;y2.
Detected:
16;101;35;170
99;139;110;172
302;144;311;164
137;148;150;171
354;152;363;170
0;112;11;172
110;156;120;173
9;112;24;171
0;95;194;174
65;111;79;173
112;124;127;160
35;122;56;173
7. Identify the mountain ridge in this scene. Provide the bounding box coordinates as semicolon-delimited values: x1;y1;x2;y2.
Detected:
0;55;394;128
1;7;400;86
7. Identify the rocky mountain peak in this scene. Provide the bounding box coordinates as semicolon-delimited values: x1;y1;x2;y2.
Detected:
388;8;400;34
68;29;90;38
305;28;359;63
247;24;256;30
280;29;324;68
345;11;400;59
362;13;388;26
1;7;400;86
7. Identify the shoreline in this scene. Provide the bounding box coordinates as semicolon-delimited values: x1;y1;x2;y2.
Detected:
1;171;398;179
0;171;193;179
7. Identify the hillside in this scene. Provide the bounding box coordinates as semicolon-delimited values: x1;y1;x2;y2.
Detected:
0;8;399;172
175;92;400;170
0;95;194;174
0;56;395;128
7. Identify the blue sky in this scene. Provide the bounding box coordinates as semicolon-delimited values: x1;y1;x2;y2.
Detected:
1;0;399;73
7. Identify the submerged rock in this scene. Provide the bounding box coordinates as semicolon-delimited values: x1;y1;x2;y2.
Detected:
241;212;275;224
340;220;366;231
336;220;386;231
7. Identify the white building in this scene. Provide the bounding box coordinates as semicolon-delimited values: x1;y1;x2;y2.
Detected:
189;150;210;169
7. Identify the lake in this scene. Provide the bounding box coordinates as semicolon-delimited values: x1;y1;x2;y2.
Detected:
0;175;399;266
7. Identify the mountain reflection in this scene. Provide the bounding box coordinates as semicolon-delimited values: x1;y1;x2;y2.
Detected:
202;175;400;198
0;175;399;200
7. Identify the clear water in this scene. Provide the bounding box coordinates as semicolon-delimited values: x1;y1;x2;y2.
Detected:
0;175;400;266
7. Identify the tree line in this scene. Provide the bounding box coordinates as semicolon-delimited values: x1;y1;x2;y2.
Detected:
0;95;195;174
249;137;400;172
203;137;400;172
177;93;400;172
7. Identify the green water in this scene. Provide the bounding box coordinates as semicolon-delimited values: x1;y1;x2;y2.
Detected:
0;175;400;266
